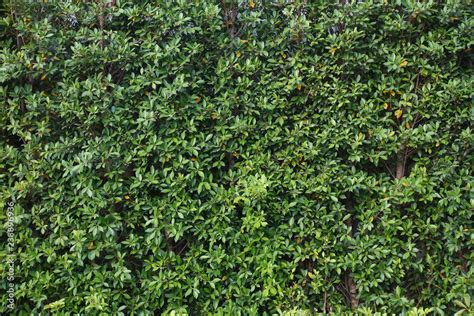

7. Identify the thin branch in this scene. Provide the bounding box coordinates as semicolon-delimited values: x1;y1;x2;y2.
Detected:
177;241;188;256
383;161;396;179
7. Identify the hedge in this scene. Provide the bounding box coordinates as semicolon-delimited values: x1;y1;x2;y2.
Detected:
0;0;473;314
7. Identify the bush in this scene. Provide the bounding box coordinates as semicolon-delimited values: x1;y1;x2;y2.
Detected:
1;0;472;314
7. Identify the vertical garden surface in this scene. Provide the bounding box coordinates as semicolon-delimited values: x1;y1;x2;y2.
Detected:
0;0;473;314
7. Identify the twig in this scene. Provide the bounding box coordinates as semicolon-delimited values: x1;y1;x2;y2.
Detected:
383;161;396;179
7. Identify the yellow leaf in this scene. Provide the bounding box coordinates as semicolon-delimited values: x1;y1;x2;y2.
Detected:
40;74;47;81
87;241;94;250
308;272;315;279
236;51;241;58
402;181;408;187
296;84;302;91
383;102;389;110
395;109;403;119
44;299;65;311
124;195;130;200
329;47;337;55
405;122;410;128
390;90;396;96
249;0;255;9
240;39;248;43
399;60;408;67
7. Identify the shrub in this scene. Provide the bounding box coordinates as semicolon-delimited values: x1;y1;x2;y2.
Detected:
1;0;472;314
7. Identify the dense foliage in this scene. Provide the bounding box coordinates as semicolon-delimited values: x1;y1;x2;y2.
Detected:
1;0;473;314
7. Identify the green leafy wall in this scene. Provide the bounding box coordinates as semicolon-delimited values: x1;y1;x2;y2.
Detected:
0;0;472;314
